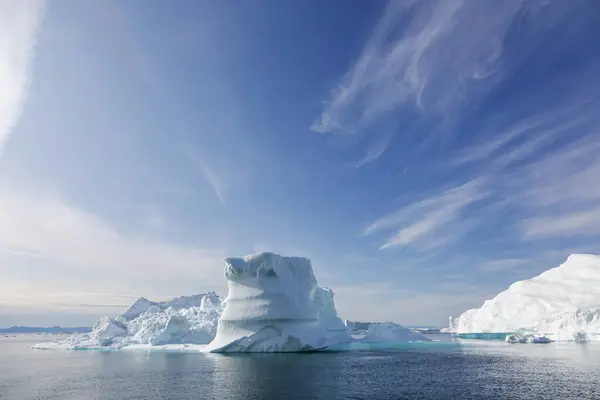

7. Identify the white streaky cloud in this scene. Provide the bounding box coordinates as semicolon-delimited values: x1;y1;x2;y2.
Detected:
477;258;530;272
453;101;598;167
511;132;600;239
522;209;600;239
0;0;47;154
182;145;226;204
198;161;225;204
517;136;600;208
0;188;228;309
452;118;550;166
312;0;528;135
443;88;600;242
365;179;489;250
353;133;391;168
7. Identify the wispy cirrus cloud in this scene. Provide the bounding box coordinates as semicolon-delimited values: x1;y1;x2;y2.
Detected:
446;97;600;249
180;143;227;204
312;0;535;164
353;133;392;168
514;135;600;239
194;157;226;204
452;100;598;168
0;0;47;155
522;210;600;239
365;179;490;250
342;1;600;285
477;258;531;273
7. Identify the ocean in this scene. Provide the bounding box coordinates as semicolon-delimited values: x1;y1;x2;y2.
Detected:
1;334;599;399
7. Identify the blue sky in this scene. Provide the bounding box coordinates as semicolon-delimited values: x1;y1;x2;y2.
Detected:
1;0;600;327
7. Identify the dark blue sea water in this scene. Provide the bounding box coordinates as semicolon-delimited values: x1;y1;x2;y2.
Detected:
1;335;600;400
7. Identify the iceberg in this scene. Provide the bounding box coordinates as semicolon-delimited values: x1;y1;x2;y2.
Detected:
455;254;600;342
505;333;551;344
441;317;459;333
205;252;336;352
361;322;432;343
343;320;371;332
33;292;223;350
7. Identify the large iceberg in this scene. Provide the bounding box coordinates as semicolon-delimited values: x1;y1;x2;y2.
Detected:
455;254;600;342
205;253;339;352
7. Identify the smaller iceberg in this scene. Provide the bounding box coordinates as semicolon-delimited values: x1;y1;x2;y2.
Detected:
33;292;223;350
505;333;552;344
361;322;432;343
441;316;459;333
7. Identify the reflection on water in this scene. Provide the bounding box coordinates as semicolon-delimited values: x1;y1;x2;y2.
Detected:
1;335;600;400
205;353;339;399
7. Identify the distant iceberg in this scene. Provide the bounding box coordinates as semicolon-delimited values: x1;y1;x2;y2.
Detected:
361;322;432;343
454;254;600;342
33;252;430;352
440;317;459;333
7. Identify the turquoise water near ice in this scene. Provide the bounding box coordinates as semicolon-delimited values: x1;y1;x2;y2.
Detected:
456;332;514;340
2;334;600;399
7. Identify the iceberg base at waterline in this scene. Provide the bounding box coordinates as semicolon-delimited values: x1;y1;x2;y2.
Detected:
32;252;432;353
204;321;333;353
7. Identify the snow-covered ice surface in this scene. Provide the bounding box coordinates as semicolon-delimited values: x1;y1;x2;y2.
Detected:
33;252;431;352
455;254;600;342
